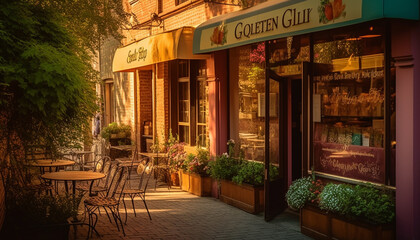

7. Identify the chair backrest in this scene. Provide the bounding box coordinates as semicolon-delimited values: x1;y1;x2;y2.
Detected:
94;156;111;173
106;166;129;200
136;161;154;193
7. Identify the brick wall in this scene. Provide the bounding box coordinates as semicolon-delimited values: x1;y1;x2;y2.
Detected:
137;70;153;150
114;71;135;127
156;62;170;144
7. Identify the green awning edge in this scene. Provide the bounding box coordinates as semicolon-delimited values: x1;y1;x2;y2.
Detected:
193;0;419;54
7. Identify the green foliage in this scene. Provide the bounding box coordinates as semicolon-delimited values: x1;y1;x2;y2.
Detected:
100;122;131;141
5;187;82;226
319;183;354;215
232;161;279;186
209;153;242;181
285;177;313;210
350;184;395;224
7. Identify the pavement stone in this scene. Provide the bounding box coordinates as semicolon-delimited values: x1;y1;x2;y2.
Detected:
71;178;312;240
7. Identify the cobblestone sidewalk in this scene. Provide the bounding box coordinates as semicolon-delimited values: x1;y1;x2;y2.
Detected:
71;180;311;240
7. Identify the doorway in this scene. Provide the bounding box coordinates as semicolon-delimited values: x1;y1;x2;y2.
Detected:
264;71;305;221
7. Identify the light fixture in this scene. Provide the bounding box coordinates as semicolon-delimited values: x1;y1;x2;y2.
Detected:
126;12;163;31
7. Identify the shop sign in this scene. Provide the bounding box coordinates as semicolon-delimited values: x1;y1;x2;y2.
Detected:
313;142;385;183
197;0;362;52
126;47;148;64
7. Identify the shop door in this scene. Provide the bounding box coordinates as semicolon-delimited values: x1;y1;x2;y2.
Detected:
264;62;308;221
264;74;287;221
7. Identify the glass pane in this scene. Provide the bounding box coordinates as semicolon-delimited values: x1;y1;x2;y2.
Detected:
230;43;266;162
198;80;208;124
179;125;190;144
312;24;386;184
178;60;189;78
197;125;207;148
179;82;189;123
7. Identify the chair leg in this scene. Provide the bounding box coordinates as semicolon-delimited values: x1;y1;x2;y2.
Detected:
122;195;128;224
103;207;113;223
130;194;137;217
141;195;152;220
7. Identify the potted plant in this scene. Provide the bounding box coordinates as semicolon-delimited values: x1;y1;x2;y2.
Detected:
100;122;131;145
167;136;186;186
209;139;279;214
286;176;396;240
180;148;212;196
2;186;82;240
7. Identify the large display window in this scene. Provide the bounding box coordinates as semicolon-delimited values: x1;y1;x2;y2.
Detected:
229;43;266;161
311;23;394;184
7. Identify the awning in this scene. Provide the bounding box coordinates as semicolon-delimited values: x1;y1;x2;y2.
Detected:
113;27;209;72
193;0;419;54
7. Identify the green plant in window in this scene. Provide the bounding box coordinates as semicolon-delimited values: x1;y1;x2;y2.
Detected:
209;153;242;181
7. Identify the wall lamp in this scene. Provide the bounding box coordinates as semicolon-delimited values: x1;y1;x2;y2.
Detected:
127;12;163;30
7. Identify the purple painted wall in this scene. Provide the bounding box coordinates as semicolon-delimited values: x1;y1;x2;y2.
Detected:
393;20;420;239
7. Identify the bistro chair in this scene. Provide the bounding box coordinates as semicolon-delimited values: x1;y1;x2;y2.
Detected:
116;145;142;180
76;156;113;196
83;166;129;238
120;160;154;223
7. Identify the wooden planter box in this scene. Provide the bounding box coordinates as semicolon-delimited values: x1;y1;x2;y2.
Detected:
219;180;264;214
180;171;212;197
301;204;395;240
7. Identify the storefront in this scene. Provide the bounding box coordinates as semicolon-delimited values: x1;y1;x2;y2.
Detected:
112;27;211;152
193;0;419;238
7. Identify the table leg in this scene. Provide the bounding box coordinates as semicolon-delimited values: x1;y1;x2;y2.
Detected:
65;180;69;193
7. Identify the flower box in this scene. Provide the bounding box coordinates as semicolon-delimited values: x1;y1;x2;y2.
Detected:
180;170;212;197
300;204;395;240
219;180;264;214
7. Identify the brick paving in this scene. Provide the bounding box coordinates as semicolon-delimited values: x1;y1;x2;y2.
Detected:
71;178;311;240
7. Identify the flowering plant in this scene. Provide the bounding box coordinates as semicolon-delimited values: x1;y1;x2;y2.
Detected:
184;148;210;176
167;142;186;172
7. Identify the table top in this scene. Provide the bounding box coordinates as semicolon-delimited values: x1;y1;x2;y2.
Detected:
27;159;75;167
41;171;105;181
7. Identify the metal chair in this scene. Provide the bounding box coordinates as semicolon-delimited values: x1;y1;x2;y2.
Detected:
83;166;129;238
116;146;142;179
76;156;113;196
121;160;154;223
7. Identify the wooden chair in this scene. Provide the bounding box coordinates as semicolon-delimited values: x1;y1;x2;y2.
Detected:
120;160;154;223
83;166;129;238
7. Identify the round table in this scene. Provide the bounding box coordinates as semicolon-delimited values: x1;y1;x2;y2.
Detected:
41;171;105;194
27;159;75;174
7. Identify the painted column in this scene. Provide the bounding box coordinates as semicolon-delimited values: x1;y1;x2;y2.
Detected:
393;21;420;239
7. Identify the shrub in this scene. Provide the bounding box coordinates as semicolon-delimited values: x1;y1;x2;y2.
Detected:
350;184;395;224
319;183;354;215
209;153;242;181
285;177;313;210
232;161;279;186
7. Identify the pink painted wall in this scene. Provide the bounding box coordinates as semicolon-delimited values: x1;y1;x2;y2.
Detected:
392;21;420;239
208;50;229;198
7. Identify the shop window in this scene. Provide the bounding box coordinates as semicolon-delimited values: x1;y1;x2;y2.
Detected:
311;24;391;184
176;60;208;147
230;43;266;162
178;60;190;144
197;61;208;148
